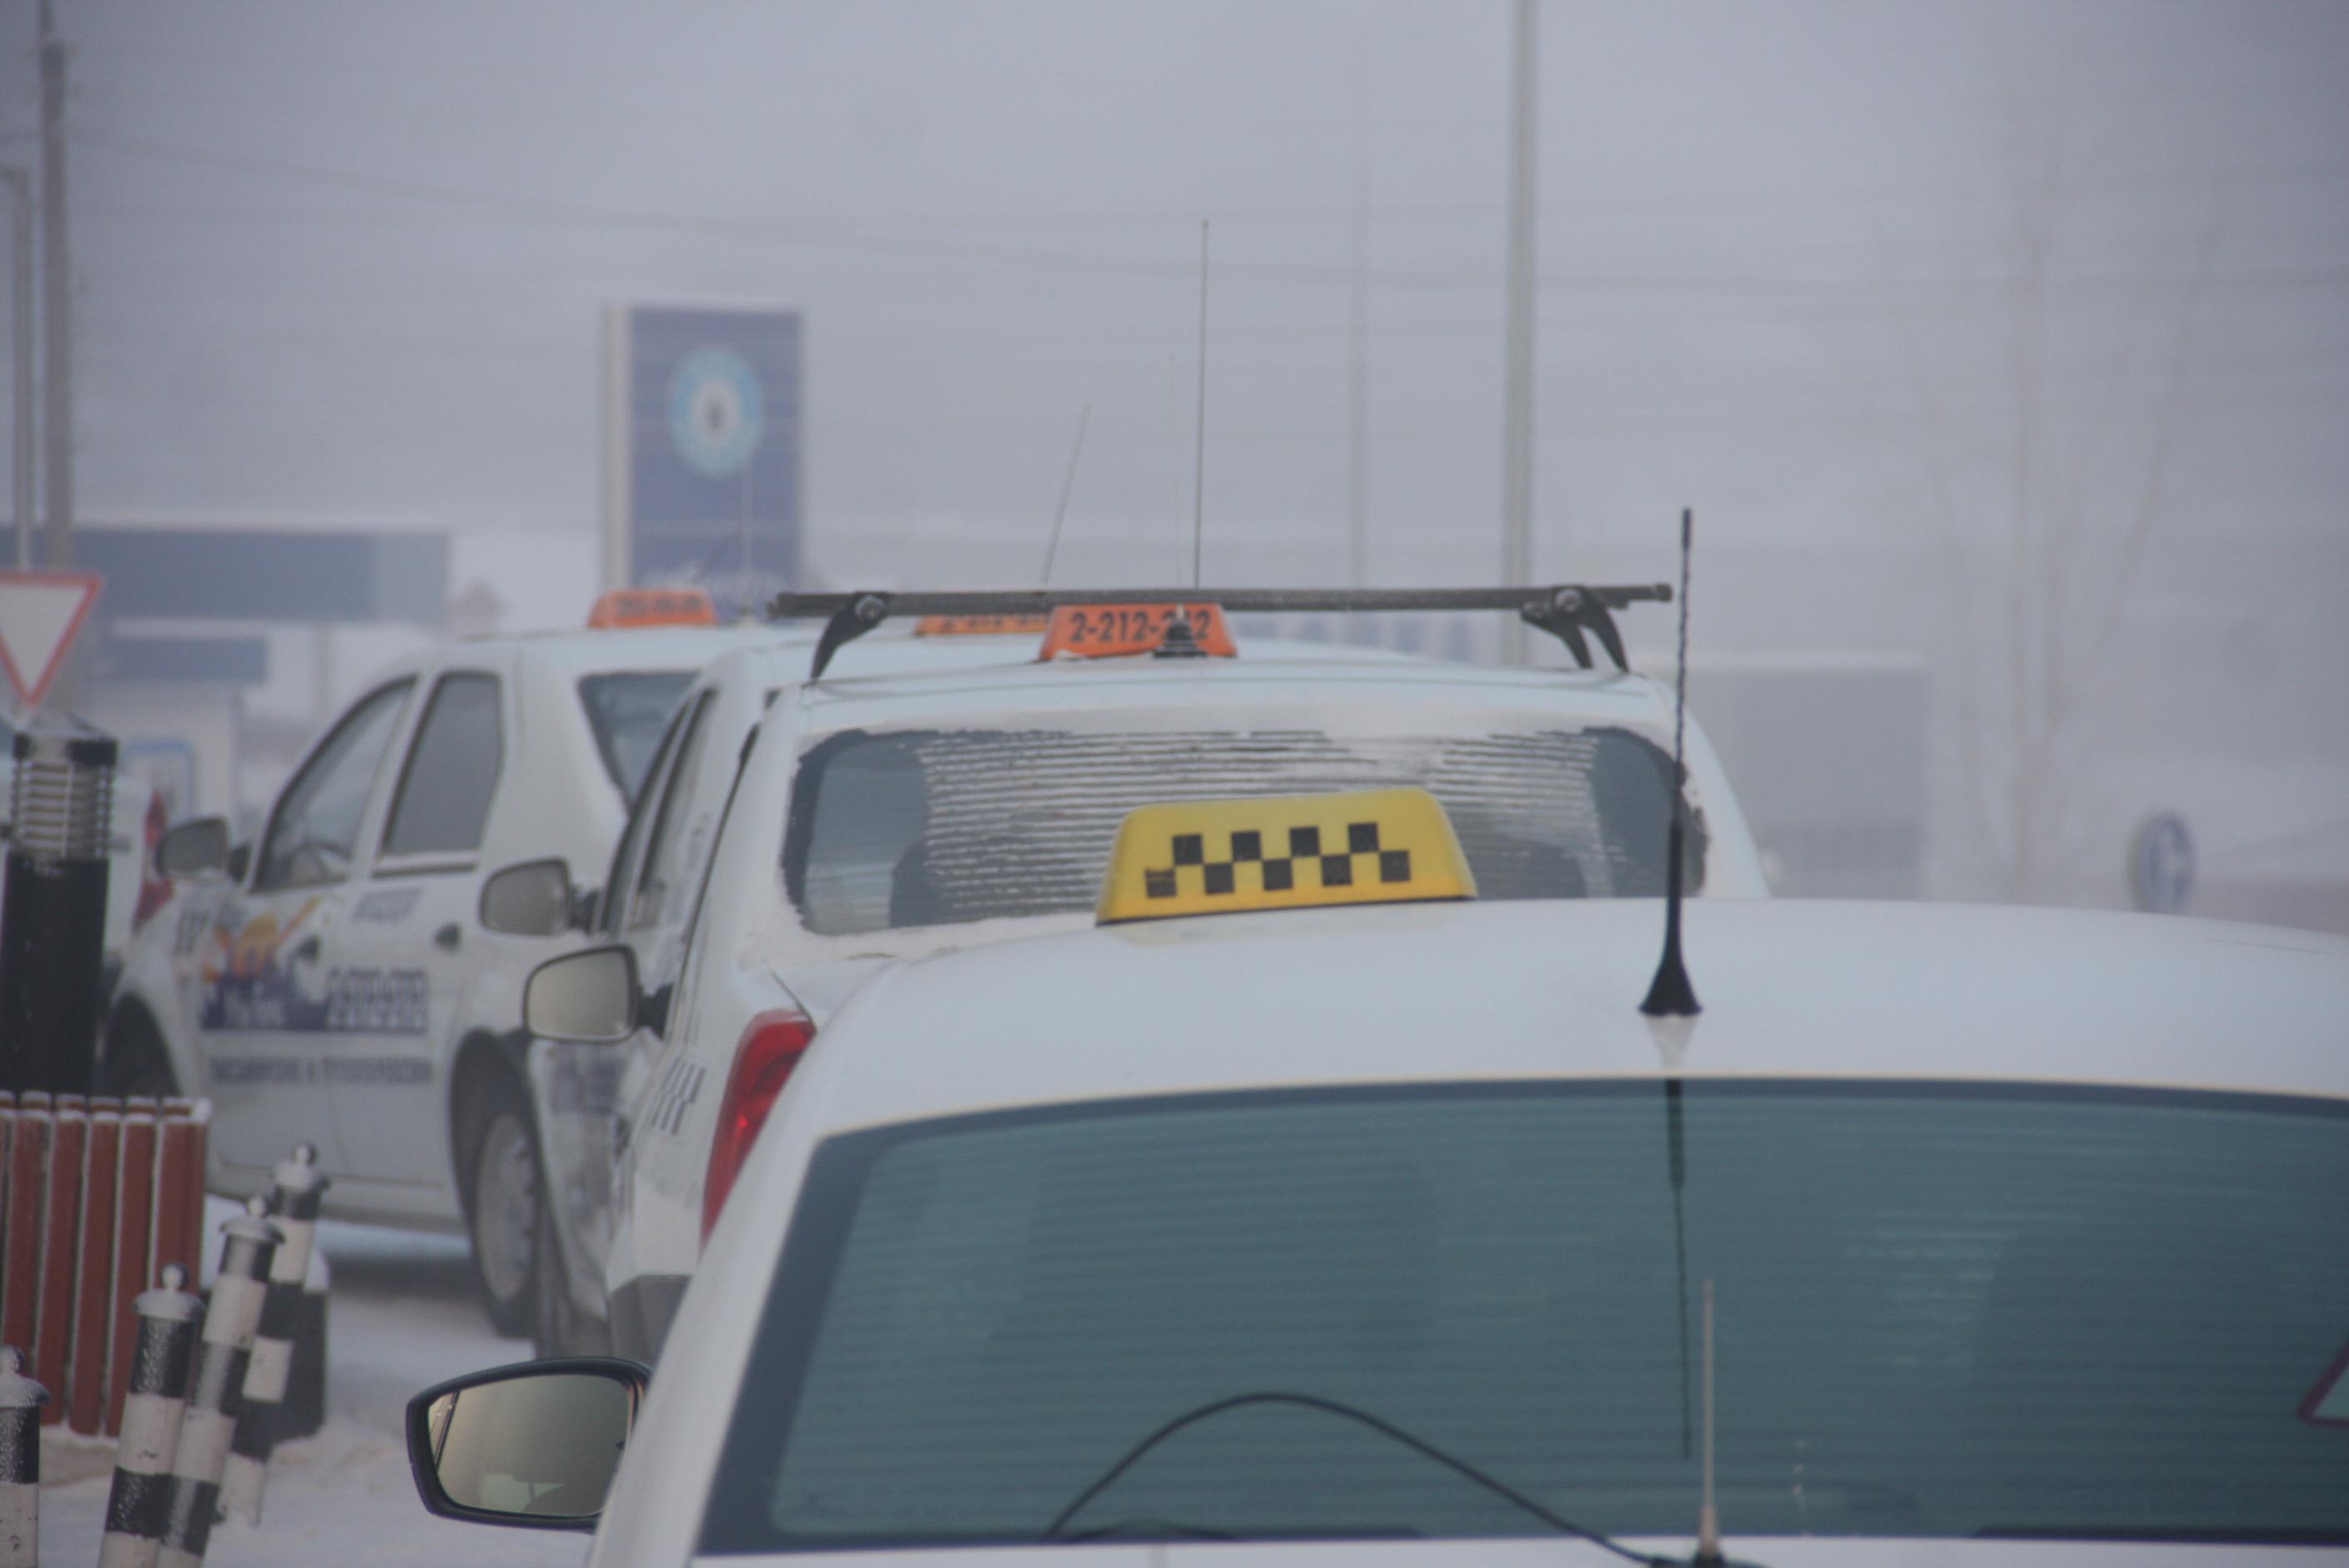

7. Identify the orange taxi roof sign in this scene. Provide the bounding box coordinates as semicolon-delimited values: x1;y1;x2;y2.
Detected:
589;588;718;629
1039;602;1235;661
914;613;1050;637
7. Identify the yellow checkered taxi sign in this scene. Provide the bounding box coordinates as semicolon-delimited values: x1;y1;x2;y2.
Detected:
1097;788;1476;924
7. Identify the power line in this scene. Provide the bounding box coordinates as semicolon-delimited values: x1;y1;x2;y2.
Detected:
68;131;2349;300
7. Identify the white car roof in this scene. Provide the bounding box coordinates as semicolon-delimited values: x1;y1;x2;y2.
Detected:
707;626;1441;691
461;621;795;677
794;648;1677;720
798;899;2349;1135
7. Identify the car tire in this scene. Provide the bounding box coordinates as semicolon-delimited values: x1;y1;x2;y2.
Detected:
531;1179;613;1359
461;1075;542;1339
100;1005;179;1100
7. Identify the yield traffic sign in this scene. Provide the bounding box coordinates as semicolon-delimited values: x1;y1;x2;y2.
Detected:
0;570;103;709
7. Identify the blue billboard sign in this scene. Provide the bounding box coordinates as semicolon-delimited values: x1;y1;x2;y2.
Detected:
611;304;802;616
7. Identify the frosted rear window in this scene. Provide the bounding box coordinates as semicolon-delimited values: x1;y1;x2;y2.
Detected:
782;724;1703;936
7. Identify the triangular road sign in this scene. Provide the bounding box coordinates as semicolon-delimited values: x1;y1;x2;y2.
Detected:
0;570;103;710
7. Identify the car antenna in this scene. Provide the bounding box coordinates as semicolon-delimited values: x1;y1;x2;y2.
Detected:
1641;507;1700;1018
1694;1277;1724;1566
1667;1078;1693;1460
1039;402;1092;586
1192;219;1210;588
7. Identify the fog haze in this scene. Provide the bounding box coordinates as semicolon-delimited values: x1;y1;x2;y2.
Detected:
6;0;2346;919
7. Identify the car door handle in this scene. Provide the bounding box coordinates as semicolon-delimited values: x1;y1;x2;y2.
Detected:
434;922;462;952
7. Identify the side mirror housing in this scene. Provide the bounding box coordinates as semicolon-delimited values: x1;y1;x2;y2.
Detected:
480;858;576;937
406;1357;648;1531
154;817;231;878
226;842;251;882
526;945;641;1043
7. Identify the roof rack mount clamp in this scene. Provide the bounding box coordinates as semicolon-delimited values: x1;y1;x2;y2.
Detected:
1520;586;1628;671
811;592;893;679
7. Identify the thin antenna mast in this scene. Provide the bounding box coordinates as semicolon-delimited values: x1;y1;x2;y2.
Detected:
1193;219;1210;587
1667;1080;1693;1459
1039;403;1091;585
1641;507;1701;1018
1697;1278;1723;1566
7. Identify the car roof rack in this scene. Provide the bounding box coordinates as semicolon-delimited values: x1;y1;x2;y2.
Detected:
768;583;1672;679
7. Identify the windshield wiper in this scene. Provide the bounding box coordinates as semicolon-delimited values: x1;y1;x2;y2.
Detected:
1040;1388;1688;1565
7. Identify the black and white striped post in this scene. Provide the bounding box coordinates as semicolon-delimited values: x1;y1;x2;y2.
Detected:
282;1246;329;1440
223;1143;328;1524
0;1347;47;1568
98;1264;204;1568
155;1200;279;1568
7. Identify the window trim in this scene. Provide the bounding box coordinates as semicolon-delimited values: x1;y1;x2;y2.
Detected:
598;693;698;939
700;1076;2349;1555
375;669;506;866
623;690;716;934
577;669;697;798
251;676;417;894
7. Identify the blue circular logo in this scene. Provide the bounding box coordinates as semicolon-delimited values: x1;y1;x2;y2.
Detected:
667;348;765;478
2130;812;2195;914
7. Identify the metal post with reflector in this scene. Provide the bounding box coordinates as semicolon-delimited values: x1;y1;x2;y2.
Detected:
1;711;117;1093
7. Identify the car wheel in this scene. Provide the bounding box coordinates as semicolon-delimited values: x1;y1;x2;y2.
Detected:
100;1006;179;1100
531;1179;612;1359
463;1077;541;1339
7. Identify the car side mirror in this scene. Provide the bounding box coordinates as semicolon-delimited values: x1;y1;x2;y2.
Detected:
526;945;640;1043
480;858;575;937
155;817;231;878
226;842;251;882
406;1357;647;1531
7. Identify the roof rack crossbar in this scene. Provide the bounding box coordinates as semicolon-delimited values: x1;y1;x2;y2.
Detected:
771;584;1670;679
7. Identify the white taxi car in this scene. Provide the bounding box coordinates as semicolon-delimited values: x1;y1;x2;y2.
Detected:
103;592;786;1335
413;787;2349;1563
529;586;1767;1360
497;618;1099;1350
501;614;1609;1352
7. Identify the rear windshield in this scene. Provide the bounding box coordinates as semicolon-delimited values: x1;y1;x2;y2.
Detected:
704;1081;2349;1552
576;671;695;798
782;722;1703;936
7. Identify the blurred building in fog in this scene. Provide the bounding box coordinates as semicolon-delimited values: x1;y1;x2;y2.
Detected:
66;520;446;823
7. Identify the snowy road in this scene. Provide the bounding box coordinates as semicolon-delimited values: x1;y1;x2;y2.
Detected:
40;1207;586;1566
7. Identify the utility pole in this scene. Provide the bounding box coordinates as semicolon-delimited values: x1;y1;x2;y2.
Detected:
39;0;73;578
1499;0;1538;662
1346;28;1370;591
4;168;31;573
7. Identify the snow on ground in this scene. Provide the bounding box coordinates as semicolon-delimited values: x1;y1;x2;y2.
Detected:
40;1205;586;1565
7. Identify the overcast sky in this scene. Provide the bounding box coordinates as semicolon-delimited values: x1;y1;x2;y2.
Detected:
4;0;2346;905
8;0;2343;609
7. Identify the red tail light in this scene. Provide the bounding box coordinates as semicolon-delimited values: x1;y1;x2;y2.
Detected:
133;794;172;931
701;1010;814;1242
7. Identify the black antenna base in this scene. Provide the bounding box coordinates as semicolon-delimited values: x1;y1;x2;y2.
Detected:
1153;616;1208;658
1640;942;1702;1018
1642;815;1703;1018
